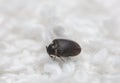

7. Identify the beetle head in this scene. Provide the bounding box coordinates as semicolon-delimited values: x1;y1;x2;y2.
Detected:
46;44;56;56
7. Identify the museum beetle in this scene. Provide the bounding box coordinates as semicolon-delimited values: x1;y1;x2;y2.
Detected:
46;39;81;60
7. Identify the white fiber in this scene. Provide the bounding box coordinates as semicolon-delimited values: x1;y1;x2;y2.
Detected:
0;0;120;83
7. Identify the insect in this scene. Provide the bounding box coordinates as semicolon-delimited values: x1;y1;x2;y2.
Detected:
46;39;81;60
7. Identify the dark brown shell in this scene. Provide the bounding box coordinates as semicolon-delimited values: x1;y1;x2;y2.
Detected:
46;39;81;57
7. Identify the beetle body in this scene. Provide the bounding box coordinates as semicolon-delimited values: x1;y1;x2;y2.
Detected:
46;39;81;59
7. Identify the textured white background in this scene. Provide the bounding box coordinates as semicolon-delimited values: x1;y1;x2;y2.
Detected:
0;0;120;83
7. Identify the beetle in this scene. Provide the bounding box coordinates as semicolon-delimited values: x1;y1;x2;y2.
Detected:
46;39;81;60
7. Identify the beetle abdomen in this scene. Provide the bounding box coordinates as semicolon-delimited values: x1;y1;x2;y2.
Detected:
53;39;81;57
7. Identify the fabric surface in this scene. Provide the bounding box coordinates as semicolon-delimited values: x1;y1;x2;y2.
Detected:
0;0;120;83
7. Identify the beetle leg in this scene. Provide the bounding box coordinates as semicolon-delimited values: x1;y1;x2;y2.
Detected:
53;49;57;60
56;50;65;62
53;56;56;61
57;54;65;62
49;55;56;61
52;49;57;61
55;49;57;55
54;48;64;61
50;55;55;60
59;57;65;62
